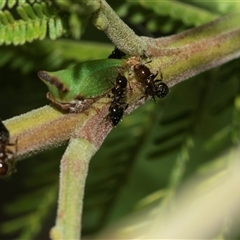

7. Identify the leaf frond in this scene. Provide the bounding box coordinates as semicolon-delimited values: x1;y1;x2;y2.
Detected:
138;0;219;26
122;0;222;35
0;2;67;46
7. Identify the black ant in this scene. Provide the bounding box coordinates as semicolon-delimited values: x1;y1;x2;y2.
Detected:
0;120;17;177
134;64;169;101
108;73;128;126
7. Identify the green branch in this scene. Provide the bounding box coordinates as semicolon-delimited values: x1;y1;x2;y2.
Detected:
142;12;240;86
50;138;96;240
92;0;147;55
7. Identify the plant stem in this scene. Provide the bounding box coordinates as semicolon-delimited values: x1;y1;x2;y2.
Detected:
5;106;85;160
92;1;240;88
50;138;96;240
142;12;240;87
93;0;147;55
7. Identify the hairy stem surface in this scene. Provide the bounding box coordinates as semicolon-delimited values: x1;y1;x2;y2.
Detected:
50;138;96;240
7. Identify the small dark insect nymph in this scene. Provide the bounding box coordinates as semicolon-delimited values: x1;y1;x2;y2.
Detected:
0;120;17;177
108;47;126;59
108;73;128;126
134;64;169;101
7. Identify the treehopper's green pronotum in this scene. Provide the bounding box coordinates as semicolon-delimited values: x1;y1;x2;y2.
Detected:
38;59;125;112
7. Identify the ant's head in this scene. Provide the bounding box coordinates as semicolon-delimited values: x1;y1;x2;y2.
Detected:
155;82;169;98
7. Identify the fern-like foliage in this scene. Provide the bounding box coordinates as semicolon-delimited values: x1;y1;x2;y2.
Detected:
119;0;223;36
0;0;40;10
136;0;219;26
0;2;67;45
0;0;96;46
184;1;240;15
54;0;97;39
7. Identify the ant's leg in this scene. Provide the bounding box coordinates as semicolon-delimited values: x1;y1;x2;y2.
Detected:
154;79;162;84
141;50;152;64
152;95;156;102
145;87;156;102
158;71;163;81
152;71;163;83
149;72;158;81
154;69;165;85
144;88;154;101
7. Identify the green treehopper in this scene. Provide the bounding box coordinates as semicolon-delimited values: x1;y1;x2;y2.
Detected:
38;59;125;112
